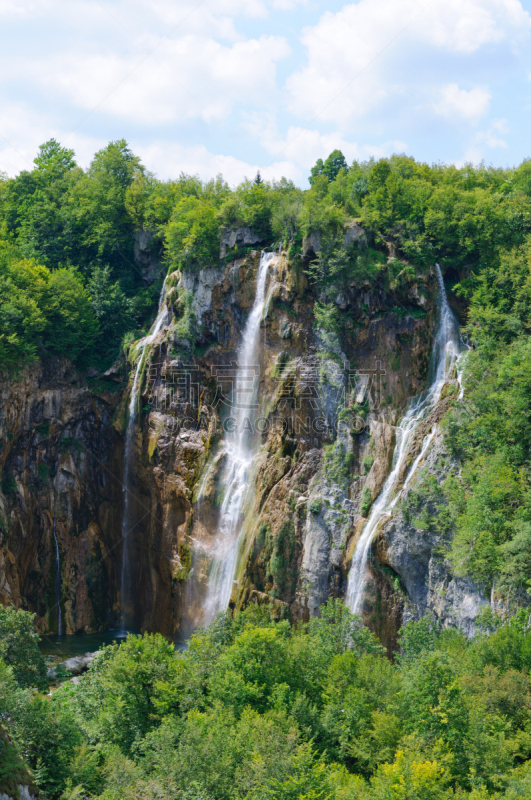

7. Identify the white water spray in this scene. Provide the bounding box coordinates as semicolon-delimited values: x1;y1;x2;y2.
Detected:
198;251;275;624
346;264;462;615
52;518;62;636
120;281;168;630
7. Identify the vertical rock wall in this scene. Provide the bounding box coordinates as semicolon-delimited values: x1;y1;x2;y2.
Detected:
0;360;124;633
0;237;485;644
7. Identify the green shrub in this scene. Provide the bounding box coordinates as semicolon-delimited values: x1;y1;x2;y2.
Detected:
362;456;374;475
360;486;372;517
0;471;16;497
0;606;47;689
309;499;322;515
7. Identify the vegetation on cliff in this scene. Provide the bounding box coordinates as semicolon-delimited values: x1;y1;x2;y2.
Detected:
2;138;531;374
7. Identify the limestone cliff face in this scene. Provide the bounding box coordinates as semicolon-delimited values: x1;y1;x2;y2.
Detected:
0;230;484;644
374;432;488;640
0;360;124;633
125;240;440;640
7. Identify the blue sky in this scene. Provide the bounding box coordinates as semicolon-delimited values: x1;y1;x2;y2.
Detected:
1;0;531;186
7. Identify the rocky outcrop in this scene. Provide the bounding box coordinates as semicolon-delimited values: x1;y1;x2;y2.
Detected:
302;220;371;261
47;651;95;680
108;237;438;637
220;227;263;259
0;229;478;645
375;433;487;638
0;360;124;633
134;228;163;284
0;789;36;800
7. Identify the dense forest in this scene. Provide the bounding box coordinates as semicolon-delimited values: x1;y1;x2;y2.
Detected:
4;601;531;799
4;142;531;798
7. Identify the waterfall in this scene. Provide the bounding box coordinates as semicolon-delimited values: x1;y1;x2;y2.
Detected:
52;518;62;636
198;250;275;625
345;264;462;615
120;281;168;631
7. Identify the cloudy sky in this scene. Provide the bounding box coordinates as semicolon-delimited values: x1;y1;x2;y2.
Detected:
1;0;531;185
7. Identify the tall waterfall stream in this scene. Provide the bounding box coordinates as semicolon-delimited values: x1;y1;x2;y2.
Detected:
52;518;62;636
346;264;462;615
120;281;168;631
191;251;276;627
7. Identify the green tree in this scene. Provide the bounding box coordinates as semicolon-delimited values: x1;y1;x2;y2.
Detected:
87;265;132;364
0;254;48;371
322;150;348;182
0;606;47;690
309;150;348;185
40;268;99;363
72;634;181;752
166;196;220;272
68;139;144;291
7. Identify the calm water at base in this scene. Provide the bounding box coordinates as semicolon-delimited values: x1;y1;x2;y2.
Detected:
39;629;138;659
39;629;187;660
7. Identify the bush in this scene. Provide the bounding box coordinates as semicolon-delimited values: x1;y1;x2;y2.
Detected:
360;486;372;517
0;606;47;689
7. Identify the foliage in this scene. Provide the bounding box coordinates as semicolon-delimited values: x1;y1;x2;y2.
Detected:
3;142;531;374
40;268;99;363
360;486;372;517
87;265;133;362
2;605;531;798
0;606;47;689
309;150;349;185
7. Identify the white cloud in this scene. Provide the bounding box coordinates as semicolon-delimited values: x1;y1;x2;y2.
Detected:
461;119;510;164
137;122;406;186
243;113;406;183
0;103;106;176
0;0;529;185
20;34;290;125
271;0;308;8
140;0;268;24
134;140;297;184
426;0;529;53
287;0;530;124
0;0;28;16
435;84;491;123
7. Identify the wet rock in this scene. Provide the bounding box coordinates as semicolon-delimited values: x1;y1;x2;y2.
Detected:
301;481;354;616
302;230;322;260
343;220;370;250
134;227;163;284
220;226;262;258
0;359;123;634
48;651;96;680
0;786;37;800
380;433;487;637
1;244;437;641
279;319;292;339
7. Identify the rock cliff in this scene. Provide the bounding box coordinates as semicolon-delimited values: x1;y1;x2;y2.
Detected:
0;360;124;633
0;230;486;646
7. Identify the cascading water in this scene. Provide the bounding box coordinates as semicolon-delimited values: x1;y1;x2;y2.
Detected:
196;251;275;625
52;518;62;636
346;264;462;615
120;281;168;631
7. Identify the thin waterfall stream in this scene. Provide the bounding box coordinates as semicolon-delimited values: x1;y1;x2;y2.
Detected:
346;264;462;615
52;518;62;636
120;281;168;631
193;250;276;626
